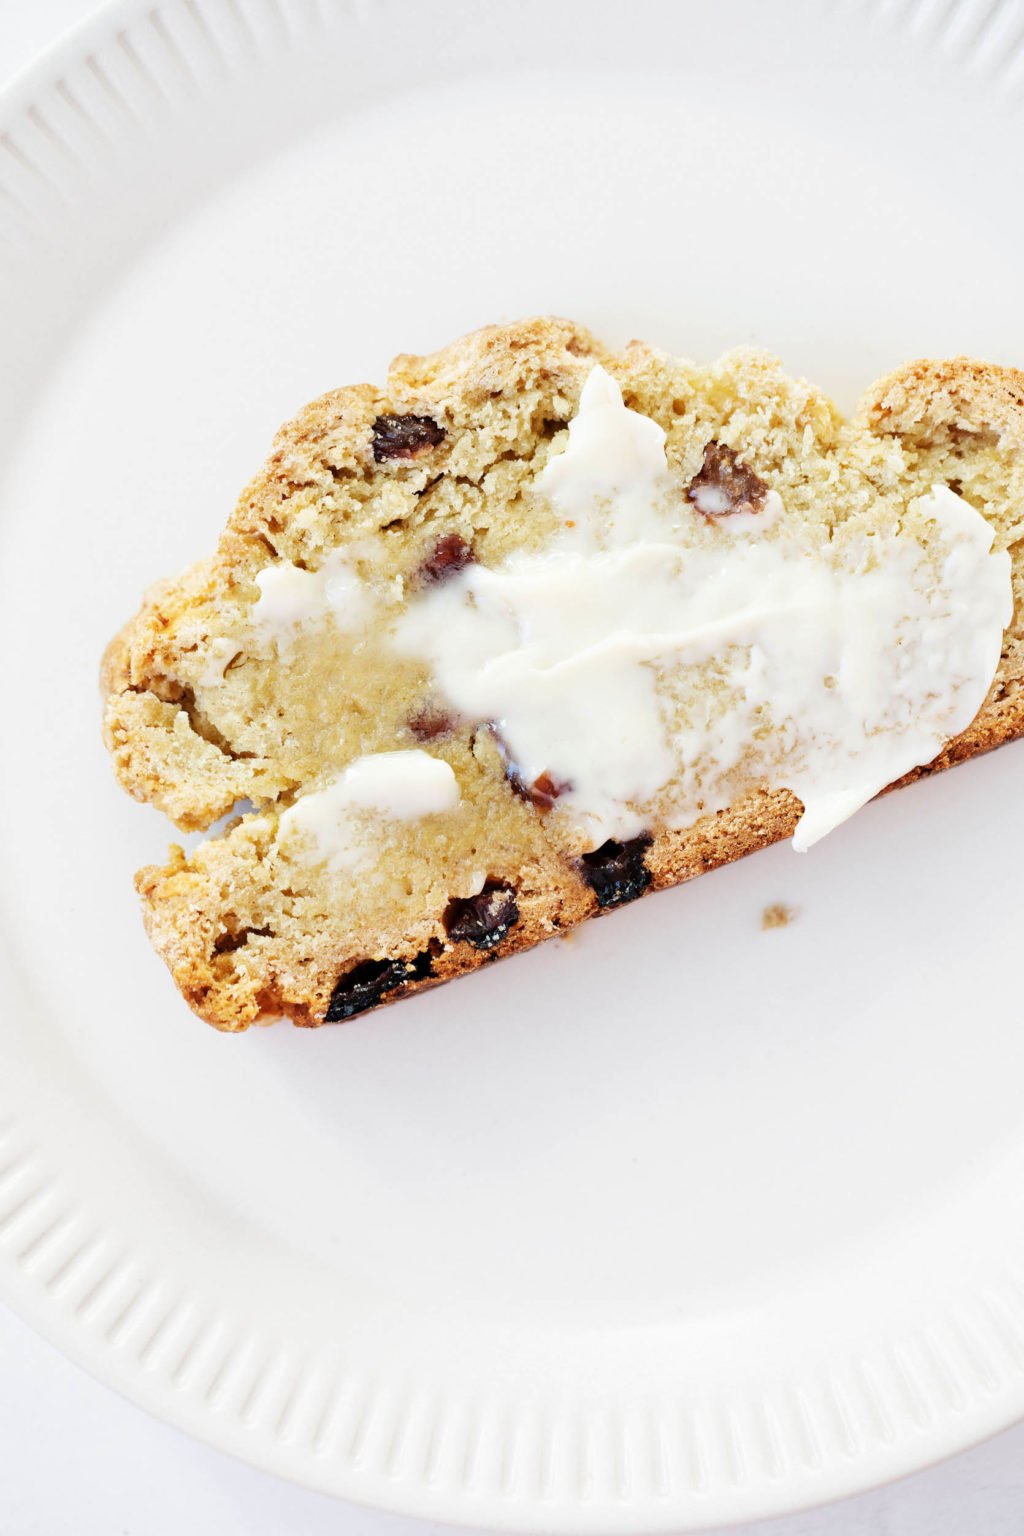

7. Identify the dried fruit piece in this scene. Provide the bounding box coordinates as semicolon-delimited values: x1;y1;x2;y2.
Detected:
492;729;570;809
579;835;653;908
444;883;519;950
371;413;446;462
408;704;455;741
686;442;769;519
419;533;472;585
324;951;433;1022
516;769;571;810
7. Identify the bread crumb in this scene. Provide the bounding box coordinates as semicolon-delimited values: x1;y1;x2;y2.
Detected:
762;903;796;930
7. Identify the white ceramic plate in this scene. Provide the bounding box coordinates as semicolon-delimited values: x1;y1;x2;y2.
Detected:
2;0;1024;1529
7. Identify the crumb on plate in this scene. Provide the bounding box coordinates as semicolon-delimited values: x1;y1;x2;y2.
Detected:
762;902;797;930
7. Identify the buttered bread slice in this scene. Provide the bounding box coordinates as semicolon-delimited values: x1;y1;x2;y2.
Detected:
102;319;1024;1029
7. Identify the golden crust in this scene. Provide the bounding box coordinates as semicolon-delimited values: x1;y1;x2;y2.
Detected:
103;322;1024;1030
857;355;1024;450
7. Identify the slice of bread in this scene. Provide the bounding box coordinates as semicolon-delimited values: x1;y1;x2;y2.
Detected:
102;319;1024;1030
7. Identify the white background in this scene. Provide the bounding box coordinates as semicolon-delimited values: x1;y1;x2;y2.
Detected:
3;3;1024;1535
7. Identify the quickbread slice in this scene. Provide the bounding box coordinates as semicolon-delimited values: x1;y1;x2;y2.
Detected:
102;319;1024;1029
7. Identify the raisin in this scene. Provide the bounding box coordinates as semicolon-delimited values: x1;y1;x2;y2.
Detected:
418;532;473;585
686;442;768;519
492;729;570;809
324;951;433;1023
408;704;455;741
579;835;653;908
371;413;446;462
514;768;571;810
444;883;519;950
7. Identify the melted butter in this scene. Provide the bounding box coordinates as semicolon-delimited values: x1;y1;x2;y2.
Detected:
540;364;671;546
395;366;1012;849
278;750;459;871
253;550;368;644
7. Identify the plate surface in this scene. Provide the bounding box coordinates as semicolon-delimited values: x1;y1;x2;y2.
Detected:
2;0;1024;1529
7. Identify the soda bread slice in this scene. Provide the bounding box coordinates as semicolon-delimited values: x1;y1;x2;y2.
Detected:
101;319;1024;1030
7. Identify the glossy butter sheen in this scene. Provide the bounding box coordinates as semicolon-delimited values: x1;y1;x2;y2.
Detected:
278;750;460;870
395;367;1013;849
